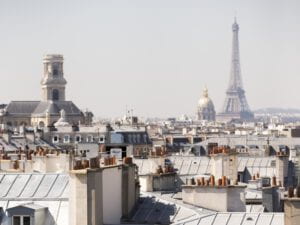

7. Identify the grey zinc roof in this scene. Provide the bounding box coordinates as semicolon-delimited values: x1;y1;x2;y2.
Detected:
5;101;40;115
132;194;201;224
195;135;300;151
174;212;284;225
134;156;277;178
32;101;60;115
32;101;82;115
4;100;82;116
0;173;68;200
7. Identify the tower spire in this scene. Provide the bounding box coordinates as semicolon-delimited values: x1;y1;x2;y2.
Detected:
217;19;254;122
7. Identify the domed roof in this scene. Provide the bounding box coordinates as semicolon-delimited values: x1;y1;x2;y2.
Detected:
198;87;215;109
54;109;70;127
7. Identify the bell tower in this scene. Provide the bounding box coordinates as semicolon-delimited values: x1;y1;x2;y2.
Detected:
41;54;67;101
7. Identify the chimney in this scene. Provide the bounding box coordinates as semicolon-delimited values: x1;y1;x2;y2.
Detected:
2;131;11;144
121;159;139;221
262;183;282;212
276;151;289;187
69;167;103;225
210;147;238;182
284;186;300;225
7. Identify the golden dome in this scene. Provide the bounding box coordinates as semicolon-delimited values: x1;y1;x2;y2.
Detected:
198;87;214;109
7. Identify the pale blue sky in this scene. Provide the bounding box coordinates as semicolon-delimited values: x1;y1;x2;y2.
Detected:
0;0;299;117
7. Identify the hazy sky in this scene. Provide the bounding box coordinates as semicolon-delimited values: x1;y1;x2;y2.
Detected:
0;0;300;118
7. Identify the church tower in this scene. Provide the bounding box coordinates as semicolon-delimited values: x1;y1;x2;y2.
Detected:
41;54;67;101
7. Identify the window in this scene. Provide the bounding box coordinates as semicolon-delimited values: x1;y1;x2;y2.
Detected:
75;135;81;143
52;89;59;101
99;135;105;143
143;134;148;143
52;65;59;76
63;135;70;143
128;134;132;143
86;135;93;143
136;134;141;143
52;135;59;143
13;216;31;225
38;121;45;128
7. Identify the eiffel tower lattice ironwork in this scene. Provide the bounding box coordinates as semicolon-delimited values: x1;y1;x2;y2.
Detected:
218;18;254;122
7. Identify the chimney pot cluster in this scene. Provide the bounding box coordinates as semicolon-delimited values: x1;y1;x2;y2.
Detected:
123;157;133;165
156;164;174;174
104;156;116;166
73;157;100;170
287;186;300;198
209;146;236;155
188;175;234;187
151;146;166;157
276;150;288;157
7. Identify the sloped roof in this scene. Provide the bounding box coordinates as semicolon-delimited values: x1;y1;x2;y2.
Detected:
7;202;47;211
32;101;82;116
0;173;68;200
134;156;277;177
5;100;82;117
174;212;284;225
6;101;40;115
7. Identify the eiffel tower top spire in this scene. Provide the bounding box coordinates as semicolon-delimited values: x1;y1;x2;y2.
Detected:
217;18;254;122
228;17;243;91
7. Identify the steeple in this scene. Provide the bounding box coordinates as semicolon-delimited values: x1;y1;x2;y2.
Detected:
41;54;67;101
217;18;253;122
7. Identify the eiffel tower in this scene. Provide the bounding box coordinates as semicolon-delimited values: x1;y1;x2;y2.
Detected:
217;18;254;122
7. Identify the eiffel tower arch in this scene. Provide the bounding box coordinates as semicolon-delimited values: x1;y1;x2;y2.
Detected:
217;18;254;122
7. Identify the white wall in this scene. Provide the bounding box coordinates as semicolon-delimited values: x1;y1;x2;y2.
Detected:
102;166;122;224
139;175;153;192
32;154;69;173
182;186;246;212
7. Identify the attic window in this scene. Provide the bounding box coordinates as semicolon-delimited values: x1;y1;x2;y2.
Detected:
99;135;105;143
75;135;81;143
52;135;59;143
63;135;70;143
13;215;31;225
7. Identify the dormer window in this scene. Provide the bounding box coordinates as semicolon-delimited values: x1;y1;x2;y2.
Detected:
52;135;59;143
7;203;47;225
13;215;31;225
75;135;81;143
63;135;70;143
99;135;105;143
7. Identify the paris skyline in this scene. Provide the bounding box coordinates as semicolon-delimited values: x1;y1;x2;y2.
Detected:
0;0;299;117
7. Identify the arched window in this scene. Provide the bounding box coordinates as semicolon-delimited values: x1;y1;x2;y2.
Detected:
52;89;59;101
20;121;27;126
39;121;45;128
53;65;59;76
